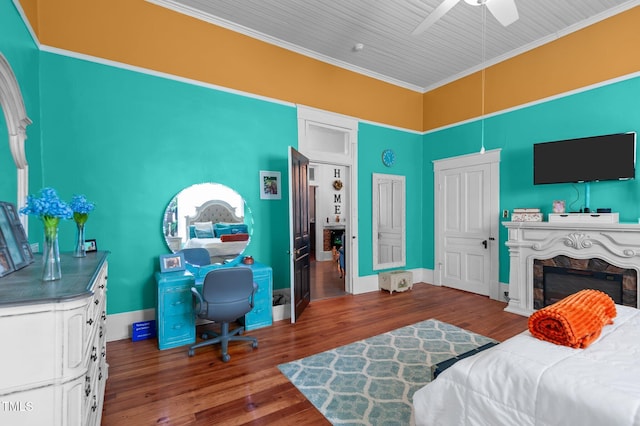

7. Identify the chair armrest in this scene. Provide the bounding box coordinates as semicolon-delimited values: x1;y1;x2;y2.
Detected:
249;282;258;308
191;287;204;316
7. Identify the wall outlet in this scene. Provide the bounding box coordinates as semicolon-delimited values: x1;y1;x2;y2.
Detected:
502;209;509;219
30;242;39;253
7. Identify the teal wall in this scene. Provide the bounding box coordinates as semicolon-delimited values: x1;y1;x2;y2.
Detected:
38;53;297;314
358;123;424;276
0;0;41;205
426;76;640;283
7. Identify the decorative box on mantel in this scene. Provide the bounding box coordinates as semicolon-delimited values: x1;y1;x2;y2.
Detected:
511;208;542;222
378;270;413;294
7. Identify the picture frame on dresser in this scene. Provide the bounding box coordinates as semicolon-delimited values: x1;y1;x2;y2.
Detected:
0;246;15;277
85;238;98;252
159;252;186;273
0;201;33;273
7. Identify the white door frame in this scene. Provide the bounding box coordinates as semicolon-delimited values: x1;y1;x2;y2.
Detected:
433;149;501;300
296;105;358;294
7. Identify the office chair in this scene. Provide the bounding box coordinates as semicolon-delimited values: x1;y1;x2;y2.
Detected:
188;267;258;362
179;248;211;266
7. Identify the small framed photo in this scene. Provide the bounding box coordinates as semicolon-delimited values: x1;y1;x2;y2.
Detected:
0;247;15;278
552;200;566;213
159;252;186;273
84;239;98;252
260;170;281;200
0;201;32;271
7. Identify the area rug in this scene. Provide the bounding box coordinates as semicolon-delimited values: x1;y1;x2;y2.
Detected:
278;319;496;425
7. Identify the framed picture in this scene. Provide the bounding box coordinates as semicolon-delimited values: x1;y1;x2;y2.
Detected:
260;171;281;200
0;247;15;278
0;201;33;273
84;239;98;252
552;200;566;213
159;252;186;273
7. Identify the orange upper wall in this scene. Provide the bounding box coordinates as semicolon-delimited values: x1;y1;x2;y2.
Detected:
16;1;640;132
19;0;422;131
424;6;640;131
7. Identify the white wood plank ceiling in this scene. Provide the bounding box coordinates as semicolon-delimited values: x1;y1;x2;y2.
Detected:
149;0;639;92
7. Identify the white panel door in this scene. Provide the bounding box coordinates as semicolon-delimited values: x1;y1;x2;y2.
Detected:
373;173;405;270
440;163;491;295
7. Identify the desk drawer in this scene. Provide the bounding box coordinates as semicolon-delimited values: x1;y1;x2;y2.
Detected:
163;288;193;315
159;313;194;348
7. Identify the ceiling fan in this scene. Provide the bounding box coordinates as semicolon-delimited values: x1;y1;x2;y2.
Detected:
412;0;519;35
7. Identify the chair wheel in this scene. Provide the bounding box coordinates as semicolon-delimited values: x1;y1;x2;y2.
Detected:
188;349;194;357
222;354;231;362
252;341;258;349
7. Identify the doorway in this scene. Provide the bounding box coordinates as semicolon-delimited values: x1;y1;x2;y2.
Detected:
309;179;348;301
295;105;358;305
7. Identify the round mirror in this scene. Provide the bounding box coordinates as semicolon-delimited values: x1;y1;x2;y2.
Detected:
162;183;253;265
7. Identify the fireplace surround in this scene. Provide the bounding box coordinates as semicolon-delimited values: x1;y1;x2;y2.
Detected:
504;221;640;316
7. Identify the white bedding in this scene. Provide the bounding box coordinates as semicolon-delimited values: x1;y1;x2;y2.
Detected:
413;305;640;426
183;237;247;258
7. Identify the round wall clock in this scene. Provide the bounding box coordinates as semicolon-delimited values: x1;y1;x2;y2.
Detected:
382;149;395;167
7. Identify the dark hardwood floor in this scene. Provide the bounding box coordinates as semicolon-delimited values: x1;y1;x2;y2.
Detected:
102;284;528;425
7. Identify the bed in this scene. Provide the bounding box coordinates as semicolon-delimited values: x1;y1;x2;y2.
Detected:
182;199;250;263
412;304;640;426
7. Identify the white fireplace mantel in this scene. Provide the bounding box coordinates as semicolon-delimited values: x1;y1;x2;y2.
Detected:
504;220;640;316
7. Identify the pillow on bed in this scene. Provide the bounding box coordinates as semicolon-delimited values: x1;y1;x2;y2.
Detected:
214;223;248;237
194;221;214;238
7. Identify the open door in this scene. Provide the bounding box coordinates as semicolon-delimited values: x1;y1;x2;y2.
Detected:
288;147;311;323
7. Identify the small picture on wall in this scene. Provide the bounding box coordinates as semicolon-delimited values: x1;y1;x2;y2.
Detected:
260;171;281;200
553;200;566;213
159;252;186;273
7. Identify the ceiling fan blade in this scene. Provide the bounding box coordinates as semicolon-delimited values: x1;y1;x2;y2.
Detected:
412;0;461;35
486;0;519;27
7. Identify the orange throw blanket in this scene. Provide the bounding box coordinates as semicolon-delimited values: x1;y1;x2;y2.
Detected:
528;289;617;348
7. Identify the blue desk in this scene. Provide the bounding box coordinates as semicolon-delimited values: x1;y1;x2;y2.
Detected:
155;262;273;350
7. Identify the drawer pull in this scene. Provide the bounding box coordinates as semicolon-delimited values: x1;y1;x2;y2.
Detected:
91;346;98;362
94;299;100;305
91;396;97;412
102;311;106;321
87;318;94;326
98;367;103;381
85;376;91;397
102;346;106;358
99;325;103;338
173;324;182;329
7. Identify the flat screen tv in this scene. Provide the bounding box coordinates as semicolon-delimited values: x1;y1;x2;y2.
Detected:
533;132;636;185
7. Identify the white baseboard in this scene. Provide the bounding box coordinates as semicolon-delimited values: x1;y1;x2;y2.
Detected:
105;268;455;342
353;268;434;294
107;308;155;342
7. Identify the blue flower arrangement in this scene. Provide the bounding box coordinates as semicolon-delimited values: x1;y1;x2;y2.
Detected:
69;194;95;225
20;187;73;238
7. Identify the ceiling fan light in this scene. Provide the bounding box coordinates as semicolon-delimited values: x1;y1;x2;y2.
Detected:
463;0;486;6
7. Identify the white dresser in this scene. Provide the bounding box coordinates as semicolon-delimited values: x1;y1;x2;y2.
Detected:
0;252;109;426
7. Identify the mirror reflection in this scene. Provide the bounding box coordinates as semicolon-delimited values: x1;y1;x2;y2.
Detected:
163;183;253;265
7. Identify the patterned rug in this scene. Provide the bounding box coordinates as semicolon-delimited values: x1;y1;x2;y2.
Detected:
278;319;496;425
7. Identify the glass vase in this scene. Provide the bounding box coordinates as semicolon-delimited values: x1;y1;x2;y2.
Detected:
42;225;62;281
73;222;86;258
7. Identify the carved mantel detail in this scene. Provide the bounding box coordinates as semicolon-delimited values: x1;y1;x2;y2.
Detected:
504;221;640;317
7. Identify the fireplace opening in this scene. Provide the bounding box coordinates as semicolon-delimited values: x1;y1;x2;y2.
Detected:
533;256;637;310
543;266;623;307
